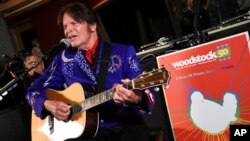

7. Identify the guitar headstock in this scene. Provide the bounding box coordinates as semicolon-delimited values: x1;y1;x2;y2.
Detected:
133;67;171;90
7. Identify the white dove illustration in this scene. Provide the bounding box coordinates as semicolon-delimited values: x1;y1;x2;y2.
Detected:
190;91;238;133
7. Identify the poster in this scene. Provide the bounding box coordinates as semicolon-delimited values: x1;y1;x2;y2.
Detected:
157;32;250;141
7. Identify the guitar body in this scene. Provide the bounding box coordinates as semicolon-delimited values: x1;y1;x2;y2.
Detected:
31;83;99;141
31;67;171;141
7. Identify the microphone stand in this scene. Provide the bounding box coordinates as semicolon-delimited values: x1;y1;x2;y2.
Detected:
0;59;43;95
216;0;222;27
0;45;55;96
193;0;203;44
0;38;69;98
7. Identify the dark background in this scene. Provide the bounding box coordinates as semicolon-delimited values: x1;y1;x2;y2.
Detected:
1;0;250;140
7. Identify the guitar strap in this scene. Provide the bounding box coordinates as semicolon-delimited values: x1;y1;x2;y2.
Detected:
95;41;111;93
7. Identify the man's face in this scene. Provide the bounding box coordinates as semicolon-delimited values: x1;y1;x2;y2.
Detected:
62;12;97;51
24;55;44;76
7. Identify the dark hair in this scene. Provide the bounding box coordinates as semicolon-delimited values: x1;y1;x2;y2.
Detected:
57;2;101;36
18;50;33;61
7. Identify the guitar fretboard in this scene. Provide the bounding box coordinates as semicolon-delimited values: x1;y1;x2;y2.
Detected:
71;81;133;115
63;67;169;122
69;67;170;116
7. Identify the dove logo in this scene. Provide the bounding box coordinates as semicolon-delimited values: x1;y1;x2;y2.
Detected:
190;91;238;134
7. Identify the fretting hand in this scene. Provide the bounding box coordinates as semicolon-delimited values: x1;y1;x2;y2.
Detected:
113;79;142;105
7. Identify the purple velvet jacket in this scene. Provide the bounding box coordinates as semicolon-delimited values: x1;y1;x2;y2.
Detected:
26;40;155;127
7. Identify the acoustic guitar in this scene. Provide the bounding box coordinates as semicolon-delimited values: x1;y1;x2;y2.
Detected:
31;67;170;141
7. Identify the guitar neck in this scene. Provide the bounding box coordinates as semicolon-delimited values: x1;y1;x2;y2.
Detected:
71;81;134;114
66;67;170;120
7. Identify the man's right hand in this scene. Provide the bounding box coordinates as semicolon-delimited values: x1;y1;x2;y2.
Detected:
44;100;70;121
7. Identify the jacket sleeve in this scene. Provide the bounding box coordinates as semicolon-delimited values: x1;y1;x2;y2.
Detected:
25;55;65;119
123;45;156;114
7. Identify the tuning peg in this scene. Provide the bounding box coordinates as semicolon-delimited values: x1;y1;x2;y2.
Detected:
144;89;151;94
1;91;8;96
164;85;169;89
154;87;160;92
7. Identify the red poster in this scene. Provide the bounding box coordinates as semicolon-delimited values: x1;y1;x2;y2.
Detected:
157;32;250;141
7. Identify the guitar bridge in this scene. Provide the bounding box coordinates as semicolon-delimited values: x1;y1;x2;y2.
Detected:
48;115;54;134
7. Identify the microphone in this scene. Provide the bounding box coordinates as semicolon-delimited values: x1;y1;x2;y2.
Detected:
43;38;70;60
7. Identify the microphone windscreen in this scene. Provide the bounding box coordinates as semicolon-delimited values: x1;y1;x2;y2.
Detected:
60;38;70;48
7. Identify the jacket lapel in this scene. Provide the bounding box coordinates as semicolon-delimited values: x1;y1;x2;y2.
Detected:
75;49;96;82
